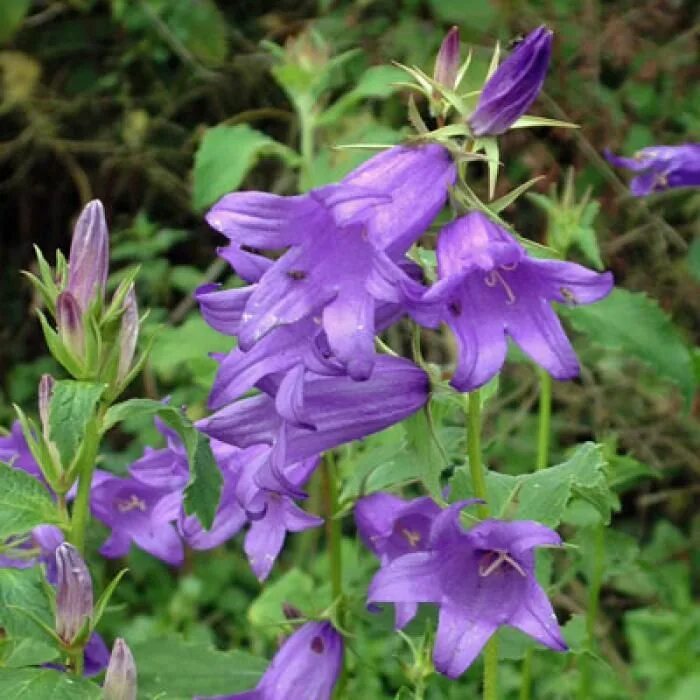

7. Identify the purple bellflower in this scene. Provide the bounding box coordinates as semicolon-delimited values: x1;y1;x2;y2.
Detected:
368;504;567;678
356;493;441;627
0;420;44;479
67;199;109;312
206;144;455;379
421;212;612;391
198;355;430;497
469;26;553;137
199;621;343;700
605;144;700;196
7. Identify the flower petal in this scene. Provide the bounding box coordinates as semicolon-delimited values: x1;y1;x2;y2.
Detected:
195;284;254;337
526;259;613;305
508;577;568;652
217;244;272;283
367;552;442;609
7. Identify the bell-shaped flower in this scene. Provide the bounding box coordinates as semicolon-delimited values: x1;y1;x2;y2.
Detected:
206;144;454;379
356;493;441;627
198;355;430;497
103;638;137;700
90;473;184;566
55;543;93;645
469;26;553;136
198;621;343;700
605;143;700;196
368;505;567;678
67;200;109;311
423;212;613;391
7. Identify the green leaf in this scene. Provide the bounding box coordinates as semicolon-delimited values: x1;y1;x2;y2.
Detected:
0;669;100;699
562;288;696;406
192;125;297;211
132;637;266;699
0;567;55;643
0;0;31;43
103;400;222;529
48;380;106;469
165;0;228;66
0;638;59;669
0;463;62;539
248;568;317;630
403;408;449;502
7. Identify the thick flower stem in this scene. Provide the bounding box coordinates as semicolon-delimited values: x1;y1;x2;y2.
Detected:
465;389;498;698
521;368;553;700
69;417;101;553
321;453;343;604
67;649;84;676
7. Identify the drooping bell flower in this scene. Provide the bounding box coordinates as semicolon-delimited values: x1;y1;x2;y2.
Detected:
67;199;109;312
90;473;184;566
206;144;455;379
197;621;343;700
433;26;461;90
55;543;93;645
605;143;700;196
368;504;567;678
423;212;613;391
198;355;430;497
356;493;441;627
103;638;137;700
469;26;553;136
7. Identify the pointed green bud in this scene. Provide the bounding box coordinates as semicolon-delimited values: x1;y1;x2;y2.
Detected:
104;638;137;700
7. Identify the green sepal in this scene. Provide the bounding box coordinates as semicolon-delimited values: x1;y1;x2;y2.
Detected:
510;114;579;130
36;310;85;378
12;405;63;493
91;568;128;632
490;176;545;213
102;265;140;325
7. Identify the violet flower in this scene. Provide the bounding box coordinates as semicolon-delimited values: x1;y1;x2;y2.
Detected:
423;212;612;391
67;199;109;312
605;144;700;196
0;420;43;479
206;144;454;379
368;504;567;678
469;26;553;136
55;543;93;645
198;355;430;496
198;621;343;700
356;493;441;627
90;473;184;566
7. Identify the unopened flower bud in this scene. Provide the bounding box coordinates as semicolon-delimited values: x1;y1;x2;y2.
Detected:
55;543;93;645
67;199;109;311
104;638;137;700
117;285;139;383
469;26;553;136
434;26;460;90
56;291;85;358
38;374;55;437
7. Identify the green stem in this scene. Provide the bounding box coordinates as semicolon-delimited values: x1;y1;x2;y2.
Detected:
67;648;84;676
321;454;342;603
68;418;101;553
298;103;315;190
464;390;498;698
465;390;489;518
536;369;552;471
521;369;553;700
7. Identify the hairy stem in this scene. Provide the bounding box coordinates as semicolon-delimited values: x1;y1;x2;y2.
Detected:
69;418;101;553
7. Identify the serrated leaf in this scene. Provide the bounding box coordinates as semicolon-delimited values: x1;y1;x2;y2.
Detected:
48;380;106;469
132;637;265;699
192;125;296;211
0;463;62;539
562;288;696;406
0;669;100;699
0;567;55;643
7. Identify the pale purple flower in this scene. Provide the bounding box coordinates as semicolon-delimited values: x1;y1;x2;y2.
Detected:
104;638;137;700
368;504;567;678
434;26;461;90
55;543;93;645
356;493;441;627
116;285;139;383
422;212;613;391
0;420;43;479
90;473;184;566
198;355;430;497
469;26;553;136
605;144;700;196
67;200;109;311
198;621;343;700
205;144;454;379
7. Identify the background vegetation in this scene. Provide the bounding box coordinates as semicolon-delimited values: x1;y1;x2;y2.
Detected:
0;1;698;698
